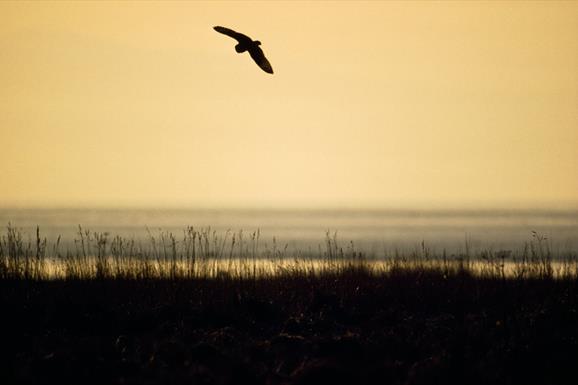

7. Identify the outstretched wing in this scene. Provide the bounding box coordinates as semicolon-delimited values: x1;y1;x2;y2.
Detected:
249;46;274;74
213;26;252;44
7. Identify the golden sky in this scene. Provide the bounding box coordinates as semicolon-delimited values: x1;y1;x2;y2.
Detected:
1;1;577;208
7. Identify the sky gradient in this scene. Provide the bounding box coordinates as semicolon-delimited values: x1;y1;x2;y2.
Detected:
1;1;577;209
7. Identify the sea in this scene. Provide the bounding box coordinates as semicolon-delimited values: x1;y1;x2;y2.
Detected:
1;208;577;256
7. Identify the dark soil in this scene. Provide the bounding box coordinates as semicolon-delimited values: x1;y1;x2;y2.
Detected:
1;270;577;385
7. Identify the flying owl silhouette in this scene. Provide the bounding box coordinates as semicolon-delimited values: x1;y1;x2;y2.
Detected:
213;26;274;74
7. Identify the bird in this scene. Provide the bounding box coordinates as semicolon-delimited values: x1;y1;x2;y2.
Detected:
213;26;274;74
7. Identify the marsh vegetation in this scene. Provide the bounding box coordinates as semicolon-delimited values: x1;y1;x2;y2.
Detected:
1;226;577;385
1;225;576;281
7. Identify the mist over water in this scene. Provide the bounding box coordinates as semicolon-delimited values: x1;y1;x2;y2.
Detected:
1;208;577;255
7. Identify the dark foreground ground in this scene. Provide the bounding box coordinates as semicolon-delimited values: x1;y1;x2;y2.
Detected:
1;270;577;385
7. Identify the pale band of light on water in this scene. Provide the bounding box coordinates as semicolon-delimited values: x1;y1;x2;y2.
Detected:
12;257;578;280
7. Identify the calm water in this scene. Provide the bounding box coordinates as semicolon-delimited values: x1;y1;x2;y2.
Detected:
1;208;577;255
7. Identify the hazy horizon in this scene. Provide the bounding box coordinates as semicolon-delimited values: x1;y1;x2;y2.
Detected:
3;206;578;254
1;203;578;212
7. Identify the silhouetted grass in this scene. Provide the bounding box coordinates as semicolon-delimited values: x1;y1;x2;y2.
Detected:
1;225;576;280
1;225;577;384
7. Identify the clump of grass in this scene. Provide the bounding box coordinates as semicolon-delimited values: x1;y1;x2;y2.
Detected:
0;224;47;280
